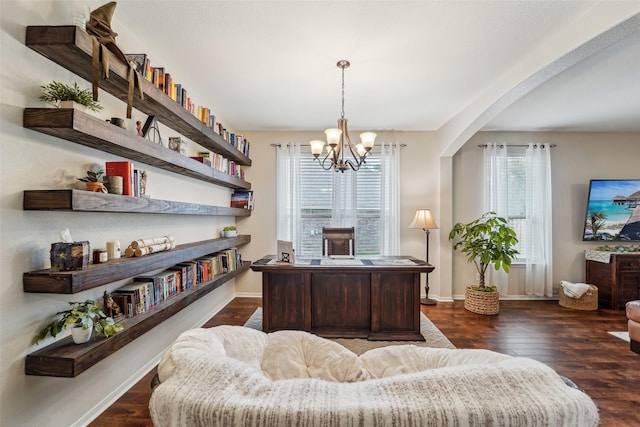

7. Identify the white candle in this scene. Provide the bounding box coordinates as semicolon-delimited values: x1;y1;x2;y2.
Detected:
106;240;121;260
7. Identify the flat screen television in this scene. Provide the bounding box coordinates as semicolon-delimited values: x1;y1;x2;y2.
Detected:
582;179;640;241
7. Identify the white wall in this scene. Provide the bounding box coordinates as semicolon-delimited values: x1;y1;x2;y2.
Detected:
451;132;640;298
0;2;240;425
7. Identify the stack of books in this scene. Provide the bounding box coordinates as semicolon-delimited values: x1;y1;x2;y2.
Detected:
110;248;242;318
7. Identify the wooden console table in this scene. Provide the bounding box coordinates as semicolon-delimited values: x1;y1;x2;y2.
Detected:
251;256;434;340
586;252;640;309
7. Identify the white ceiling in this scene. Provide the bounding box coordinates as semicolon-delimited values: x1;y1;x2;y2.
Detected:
109;1;640;151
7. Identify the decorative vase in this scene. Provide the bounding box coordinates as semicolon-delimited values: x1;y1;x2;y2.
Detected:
59;100;87;112
464;286;500;315
223;231;238;238
104;176;123;194
71;325;92;344
85;181;106;192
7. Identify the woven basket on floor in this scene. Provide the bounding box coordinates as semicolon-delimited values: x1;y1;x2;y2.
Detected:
464;286;500;315
559;285;598;310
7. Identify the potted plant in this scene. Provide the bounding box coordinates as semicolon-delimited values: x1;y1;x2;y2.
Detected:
448;212;519;315
39;81;103;112
78;164;106;192
222;225;238;237
33;299;123;344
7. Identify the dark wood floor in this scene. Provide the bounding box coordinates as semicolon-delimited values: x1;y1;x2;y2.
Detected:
90;298;639;427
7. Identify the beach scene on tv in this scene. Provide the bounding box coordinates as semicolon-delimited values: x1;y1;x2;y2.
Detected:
583;180;640;241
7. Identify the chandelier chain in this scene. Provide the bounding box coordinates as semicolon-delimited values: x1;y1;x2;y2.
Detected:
341;65;345;118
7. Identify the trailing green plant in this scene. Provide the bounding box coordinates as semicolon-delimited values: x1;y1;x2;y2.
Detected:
77;164;105;182
39;81;103;112
448;212;519;292
33;299;123;344
223;225;237;231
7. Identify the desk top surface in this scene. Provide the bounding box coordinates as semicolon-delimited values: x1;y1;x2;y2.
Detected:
251;255;434;272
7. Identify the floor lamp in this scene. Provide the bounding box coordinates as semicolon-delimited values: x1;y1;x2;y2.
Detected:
409;209;438;305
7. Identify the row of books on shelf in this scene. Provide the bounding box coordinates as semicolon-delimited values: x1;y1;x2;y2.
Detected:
111;248;243;318
191;152;245;180
105;161;146;197
231;190;254;210
124;53;250;158
217;126;251;158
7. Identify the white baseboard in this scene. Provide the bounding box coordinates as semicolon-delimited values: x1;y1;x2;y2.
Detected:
76;292;235;427
235;291;262;298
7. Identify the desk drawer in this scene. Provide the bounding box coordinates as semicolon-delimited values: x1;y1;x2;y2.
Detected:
617;256;640;271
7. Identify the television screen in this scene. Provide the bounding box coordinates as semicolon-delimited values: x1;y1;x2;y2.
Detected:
583;179;640;241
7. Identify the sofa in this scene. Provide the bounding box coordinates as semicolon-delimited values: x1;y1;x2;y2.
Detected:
150;325;599;427
627;300;640;354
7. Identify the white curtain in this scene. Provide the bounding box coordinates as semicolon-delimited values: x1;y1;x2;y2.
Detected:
483;143;553;297
379;142;400;255
276;143;302;252
483;143;509;295
524;143;553;297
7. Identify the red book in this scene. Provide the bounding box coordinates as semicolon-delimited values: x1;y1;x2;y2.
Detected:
105;161;133;196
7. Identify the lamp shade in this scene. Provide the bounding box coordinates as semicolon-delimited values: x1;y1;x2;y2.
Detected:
310;140;325;156
409;209;438;229
324;128;342;146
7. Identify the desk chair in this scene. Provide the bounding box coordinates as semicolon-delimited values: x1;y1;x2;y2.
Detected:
322;227;355;256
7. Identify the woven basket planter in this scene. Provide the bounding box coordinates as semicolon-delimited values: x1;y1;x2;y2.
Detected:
464;286;500;315
558;285;598;311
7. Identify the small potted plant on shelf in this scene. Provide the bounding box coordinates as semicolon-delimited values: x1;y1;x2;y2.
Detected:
33;299;124;344
39;81;103;112
448;212;519;315
222;225;238;237
77;164;106;192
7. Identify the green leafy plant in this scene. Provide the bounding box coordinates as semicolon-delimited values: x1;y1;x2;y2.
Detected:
39;81;103;112
33;299;123;344
448;212;519;292
77;164;105;182
223;225;237;231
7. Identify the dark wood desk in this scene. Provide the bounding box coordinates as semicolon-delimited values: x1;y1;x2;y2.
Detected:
251;256;434;340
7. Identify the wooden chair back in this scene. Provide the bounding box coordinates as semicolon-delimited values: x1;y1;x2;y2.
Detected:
322;227;355;256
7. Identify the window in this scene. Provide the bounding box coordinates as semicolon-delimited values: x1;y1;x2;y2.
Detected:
277;143;399;258
505;154;529;262
483;142;553;296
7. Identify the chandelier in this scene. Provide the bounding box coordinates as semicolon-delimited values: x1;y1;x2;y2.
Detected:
309;60;376;172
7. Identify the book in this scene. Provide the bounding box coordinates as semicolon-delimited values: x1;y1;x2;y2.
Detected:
167;265;188;292
112;284;142;315
111;291;135;318
152;67;164;91
231;190;254;210
106;161;133;196
190;156;211;167
176;261;197;288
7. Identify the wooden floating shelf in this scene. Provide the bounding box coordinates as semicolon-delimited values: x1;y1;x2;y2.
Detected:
23;189;252;216
26;26;251;167
24;235;251;294
25;261;251;377
24;108;251;190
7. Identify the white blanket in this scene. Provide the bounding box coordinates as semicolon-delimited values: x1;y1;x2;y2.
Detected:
561;280;592;298
151;326;599;427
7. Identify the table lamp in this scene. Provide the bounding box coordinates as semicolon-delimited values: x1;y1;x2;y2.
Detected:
409;209;438;305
